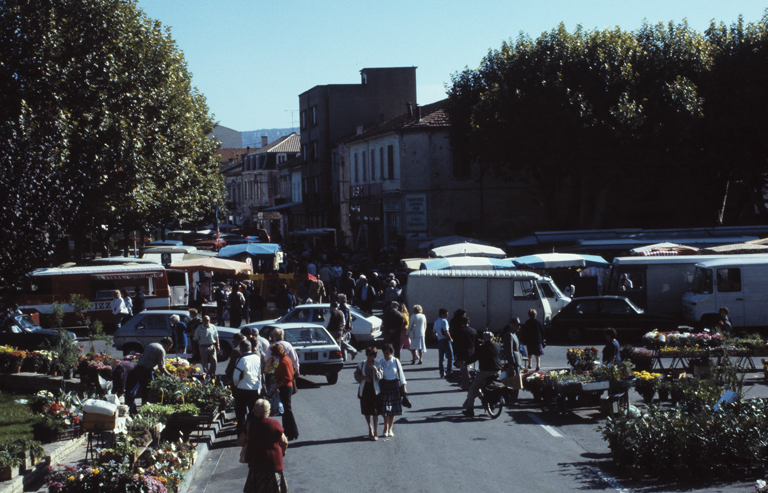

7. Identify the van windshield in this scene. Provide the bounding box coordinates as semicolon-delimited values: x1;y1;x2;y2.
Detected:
692;267;713;294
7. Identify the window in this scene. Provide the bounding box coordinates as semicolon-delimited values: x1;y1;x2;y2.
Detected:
362;151;367;181
313;176;319;193
312;141;318;160
573;300;599;315
513;280;537;300
693;267;714;294
302;144;307;161
370;149;376;181
387;145;394;179
380;147;384;179
717;268;742;292
302;178;308;195
311;106;317;125
354;153;359;183
301;111;307;129
277;154;287;164
601;299;631;315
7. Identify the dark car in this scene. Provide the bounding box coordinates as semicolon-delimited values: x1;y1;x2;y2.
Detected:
551;296;676;342
1;314;76;350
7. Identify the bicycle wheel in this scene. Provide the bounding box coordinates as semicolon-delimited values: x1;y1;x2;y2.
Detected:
484;395;505;419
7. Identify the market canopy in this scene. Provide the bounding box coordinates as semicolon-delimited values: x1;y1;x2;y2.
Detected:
429;242;506;259
169;257;252;275
418;236;490;250
512;253;609;269
218;243;282;258
419;257;517;270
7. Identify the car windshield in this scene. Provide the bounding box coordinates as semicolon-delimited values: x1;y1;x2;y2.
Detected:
624;298;644;313
283;327;334;346
14;315;38;330
692;267;713;294
349;307;368;318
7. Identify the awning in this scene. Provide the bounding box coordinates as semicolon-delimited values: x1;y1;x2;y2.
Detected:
91;272;164;280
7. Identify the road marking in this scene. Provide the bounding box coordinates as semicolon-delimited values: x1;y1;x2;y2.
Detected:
526;413;562;437
589;466;629;493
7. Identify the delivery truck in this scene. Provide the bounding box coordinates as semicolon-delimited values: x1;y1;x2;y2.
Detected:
405;269;570;332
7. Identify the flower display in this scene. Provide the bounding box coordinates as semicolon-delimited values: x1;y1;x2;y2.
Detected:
566;347;600;372
46;461;169;493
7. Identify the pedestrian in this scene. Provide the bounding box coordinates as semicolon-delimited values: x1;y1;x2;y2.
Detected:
307;278;326;304
225;333;247;383
433;308;454;378
462;331;502;417
718;306;732;335
271;343;299;441
452;312;477;391
407;305;427;365
376;343;407;437
242;326;269;356
133;286;146;315
238;399;289;493
318;264;333;288
384;280;400;304
185;308;202;362
522;308;545;371
250;285;264;322
355;276;376;314
125;337;173;414
233;339;263;436
339;271;356;301
327;301;348;356
111;290;129;330
242;283;251;324
354;347;383;440
398;303;411;357
194;315;220;379
336;295;359;361
501;318;523;402
275;284;293;316
382;301;404;359
602;328;621;365
228;284;245;328
111;360;136;400
121;289;133;319
214;283;227;325
264;328;300;377
170;314;187;354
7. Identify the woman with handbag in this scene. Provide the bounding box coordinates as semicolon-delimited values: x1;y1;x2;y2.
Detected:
272;344;299;441
398;304;411;359
408;305;427;365
376;343;408;437
238;399;289;493
354;347;383;440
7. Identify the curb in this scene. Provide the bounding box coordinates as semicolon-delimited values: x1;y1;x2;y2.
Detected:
178;411;235;493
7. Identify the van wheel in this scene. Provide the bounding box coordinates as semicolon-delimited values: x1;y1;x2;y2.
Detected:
567;328;582;342
122;343;143;358
326;372;339;385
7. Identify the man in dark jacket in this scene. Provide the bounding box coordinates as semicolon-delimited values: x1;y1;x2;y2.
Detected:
451;314;477;391
382;301;404;359
133;287;146;314
339;271;356;301
355;277;377;314
462;331;501;417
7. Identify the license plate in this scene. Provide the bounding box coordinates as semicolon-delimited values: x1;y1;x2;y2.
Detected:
305;352;318;360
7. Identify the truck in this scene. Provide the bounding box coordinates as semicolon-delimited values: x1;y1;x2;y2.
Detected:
607;254;768;319
405;269;570;332
682;257;768;330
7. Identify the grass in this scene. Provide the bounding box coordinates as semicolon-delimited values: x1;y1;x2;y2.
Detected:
0;391;36;443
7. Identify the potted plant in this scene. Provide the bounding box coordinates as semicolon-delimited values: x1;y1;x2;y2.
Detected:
100;434;139;465
633;370;662;403
0;450;22;481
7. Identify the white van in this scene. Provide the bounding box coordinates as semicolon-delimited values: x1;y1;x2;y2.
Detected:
682;257;768;329
405;269;570;332
608;254;768;319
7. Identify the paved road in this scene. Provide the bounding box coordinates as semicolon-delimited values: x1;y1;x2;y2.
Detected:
178;340;761;493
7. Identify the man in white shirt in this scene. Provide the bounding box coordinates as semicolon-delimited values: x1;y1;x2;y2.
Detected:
232;340;262;435
434;308;453;378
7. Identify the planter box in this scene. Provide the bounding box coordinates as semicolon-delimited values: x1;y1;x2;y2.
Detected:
168;411;218;429
82;412;117;431
609;379;636;392
554;381;582;394
100;450;137;465
580;381;609;392
0;465;19;481
34;425;83;443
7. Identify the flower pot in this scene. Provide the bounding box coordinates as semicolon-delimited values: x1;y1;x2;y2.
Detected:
63;368;74;380
658;389;669;401
640;390;655;403
0;464;19;481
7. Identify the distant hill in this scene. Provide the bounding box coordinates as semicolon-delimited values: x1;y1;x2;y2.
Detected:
242;128;296;148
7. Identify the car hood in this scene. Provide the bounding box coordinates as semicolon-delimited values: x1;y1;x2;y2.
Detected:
27;327;65;338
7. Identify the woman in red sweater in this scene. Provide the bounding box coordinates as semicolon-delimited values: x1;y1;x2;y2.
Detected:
272;344;299;441
239;398;289;493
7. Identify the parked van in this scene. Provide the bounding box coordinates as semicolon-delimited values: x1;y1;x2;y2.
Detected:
19;264;187;330
682;258;768;329
405;269;570;332
607;254;768;319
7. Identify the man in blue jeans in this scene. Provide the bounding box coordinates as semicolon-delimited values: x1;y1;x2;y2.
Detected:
434;308;454;378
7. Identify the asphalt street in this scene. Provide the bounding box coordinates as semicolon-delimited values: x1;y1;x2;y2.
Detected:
173;340;763;493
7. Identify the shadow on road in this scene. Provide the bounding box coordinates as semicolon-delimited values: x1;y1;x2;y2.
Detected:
287;435;371;448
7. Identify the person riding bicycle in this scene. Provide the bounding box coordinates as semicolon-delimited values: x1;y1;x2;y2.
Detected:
462;331;501;417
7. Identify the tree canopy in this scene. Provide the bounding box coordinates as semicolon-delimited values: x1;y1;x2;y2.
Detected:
447;14;768;232
0;0;224;287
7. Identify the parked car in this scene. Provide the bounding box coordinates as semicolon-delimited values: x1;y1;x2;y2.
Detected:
112;310;242;361
1;314;76;350
258;323;343;384
241;304;382;344
550;296;676;342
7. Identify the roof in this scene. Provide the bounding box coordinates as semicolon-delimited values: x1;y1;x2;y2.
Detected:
613;253;768;266
32;265;165;276
340;99;450;144
245;133;300;157
217;148;249;164
408;269;542;279
694;257;768;268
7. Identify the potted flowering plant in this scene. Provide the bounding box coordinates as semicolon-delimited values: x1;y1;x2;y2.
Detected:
566;347;600;372
0;450;22;481
633;370;662;403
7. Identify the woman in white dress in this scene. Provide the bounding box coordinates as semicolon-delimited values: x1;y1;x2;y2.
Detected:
408;305;427;365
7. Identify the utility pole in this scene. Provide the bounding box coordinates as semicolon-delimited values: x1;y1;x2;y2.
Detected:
285;110;297;133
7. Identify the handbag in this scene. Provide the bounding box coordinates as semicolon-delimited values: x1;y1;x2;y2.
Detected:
237;421;249;464
401;394;412;408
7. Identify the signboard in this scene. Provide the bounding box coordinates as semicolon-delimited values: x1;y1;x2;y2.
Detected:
383;195;400;212
404;193;427;232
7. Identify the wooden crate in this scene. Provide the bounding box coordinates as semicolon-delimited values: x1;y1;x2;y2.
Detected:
82;412;117;431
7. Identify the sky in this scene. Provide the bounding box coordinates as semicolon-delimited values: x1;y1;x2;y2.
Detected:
136;0;767;133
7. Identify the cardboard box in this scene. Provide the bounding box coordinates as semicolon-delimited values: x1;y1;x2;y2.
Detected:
82;412;117;431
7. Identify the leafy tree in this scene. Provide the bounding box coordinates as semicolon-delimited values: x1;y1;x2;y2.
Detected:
1;0;224;273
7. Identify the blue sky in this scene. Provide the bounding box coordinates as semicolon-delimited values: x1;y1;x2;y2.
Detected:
136;0;767;133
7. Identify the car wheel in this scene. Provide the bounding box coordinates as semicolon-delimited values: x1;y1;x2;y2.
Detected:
122;343;143;358
326;372;339;385
218;341;232;362
567;327;582;342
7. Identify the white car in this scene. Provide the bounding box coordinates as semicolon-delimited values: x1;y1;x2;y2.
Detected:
241;304;382;344
258;323;343;384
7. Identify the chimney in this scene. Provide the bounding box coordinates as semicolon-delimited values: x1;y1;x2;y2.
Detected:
261;136;268;148
356;125;363;135
407;102;413;119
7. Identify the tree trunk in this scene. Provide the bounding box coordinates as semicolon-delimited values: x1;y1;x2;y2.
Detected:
718;175;731;226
